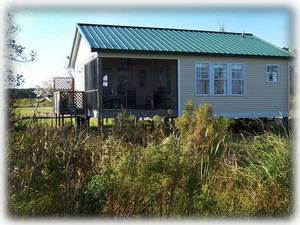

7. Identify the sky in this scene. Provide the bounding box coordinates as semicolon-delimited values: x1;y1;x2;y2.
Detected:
8;6;293;88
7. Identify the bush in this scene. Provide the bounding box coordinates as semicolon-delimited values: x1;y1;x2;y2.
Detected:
211;133;293;217
82;174;113;215
8;103;293;217
8;127;96;216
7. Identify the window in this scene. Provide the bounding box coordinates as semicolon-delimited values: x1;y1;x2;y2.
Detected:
103;75;108;87
214;64;227;95
231;64;244;95
195;62;246;96
195;63;210;95
266;64;279;83
103;68;112;95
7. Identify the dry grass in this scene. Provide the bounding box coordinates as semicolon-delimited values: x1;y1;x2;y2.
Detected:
8;104;293;217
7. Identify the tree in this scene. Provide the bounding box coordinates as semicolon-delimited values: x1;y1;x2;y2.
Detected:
5;12;37;88
5;12;37;128
288;49;295;95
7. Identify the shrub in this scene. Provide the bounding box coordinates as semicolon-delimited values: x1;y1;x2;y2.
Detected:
211;133;293;217
8;103;293;217
8;126;96;216
82;174;113;215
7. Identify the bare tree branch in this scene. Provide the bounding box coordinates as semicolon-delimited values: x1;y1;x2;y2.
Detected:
5;12;37;88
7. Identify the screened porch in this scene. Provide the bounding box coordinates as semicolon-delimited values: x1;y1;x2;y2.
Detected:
84;57;178;118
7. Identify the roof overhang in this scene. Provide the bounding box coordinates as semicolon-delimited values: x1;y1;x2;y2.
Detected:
68;23;291;65
92;48;291;60
68;27;82;69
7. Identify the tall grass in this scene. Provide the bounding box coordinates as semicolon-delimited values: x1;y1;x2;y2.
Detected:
8;103;293;217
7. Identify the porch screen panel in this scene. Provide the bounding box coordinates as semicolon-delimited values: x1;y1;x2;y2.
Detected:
84;59;98;109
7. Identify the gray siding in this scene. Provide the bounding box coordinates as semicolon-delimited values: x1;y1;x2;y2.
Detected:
96;53;289;118
179;56;289;118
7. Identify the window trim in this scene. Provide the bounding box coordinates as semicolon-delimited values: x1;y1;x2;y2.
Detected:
195;62;211;96
265;64;280;83
213;63;227;96
195;61;246;97
229;63;246;96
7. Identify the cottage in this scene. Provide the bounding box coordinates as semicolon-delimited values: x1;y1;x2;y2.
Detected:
54;23;290;126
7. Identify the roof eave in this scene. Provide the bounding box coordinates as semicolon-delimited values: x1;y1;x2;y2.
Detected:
68;27;79;68
92;48;290;59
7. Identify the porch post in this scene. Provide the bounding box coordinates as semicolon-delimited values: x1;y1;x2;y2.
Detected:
97;57;103;131
125;58;128;109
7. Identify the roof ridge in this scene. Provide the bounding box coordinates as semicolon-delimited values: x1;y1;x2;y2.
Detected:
77;23;253;36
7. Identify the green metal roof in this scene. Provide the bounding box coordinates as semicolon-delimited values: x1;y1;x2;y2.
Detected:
77;23;290;58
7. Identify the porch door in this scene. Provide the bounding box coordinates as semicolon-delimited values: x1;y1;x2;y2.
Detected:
134;63;152;109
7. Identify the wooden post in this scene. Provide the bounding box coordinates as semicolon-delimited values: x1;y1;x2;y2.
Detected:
76;116;80;127
125;58;128;109
283;117;289;130
55;113;57;127
97;57;103;132
151;59;154;109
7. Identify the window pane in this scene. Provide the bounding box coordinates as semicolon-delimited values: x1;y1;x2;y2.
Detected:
196;80;209;95
232;80;244;95
271;65;278;73
103;75;108;87
214;64;226;79
266;65;279;82
214;80;225;94
196;67;201;79
196;63;209;79
200;80;209;94
231;64;244;80
268;74;273;82
213;64;226;95
268;73;278;82
230;64;244;95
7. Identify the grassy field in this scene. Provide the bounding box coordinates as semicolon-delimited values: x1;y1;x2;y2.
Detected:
15;105;112;127
15;107;53;117
16;95;296;117
14;98;52;108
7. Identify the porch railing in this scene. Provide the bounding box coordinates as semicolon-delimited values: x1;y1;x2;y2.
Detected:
54;91;86;116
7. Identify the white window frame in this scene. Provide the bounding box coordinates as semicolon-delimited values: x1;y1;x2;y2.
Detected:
195;62;210;96
229;63;245;96
213;63;227;96
195;61;246;97
265;64;280;83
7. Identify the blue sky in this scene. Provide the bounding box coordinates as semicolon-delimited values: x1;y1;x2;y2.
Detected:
10;7;293;88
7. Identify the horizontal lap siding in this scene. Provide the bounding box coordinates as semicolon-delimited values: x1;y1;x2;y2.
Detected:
74;36;97;91
97;52;289;117
179;56;288;115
